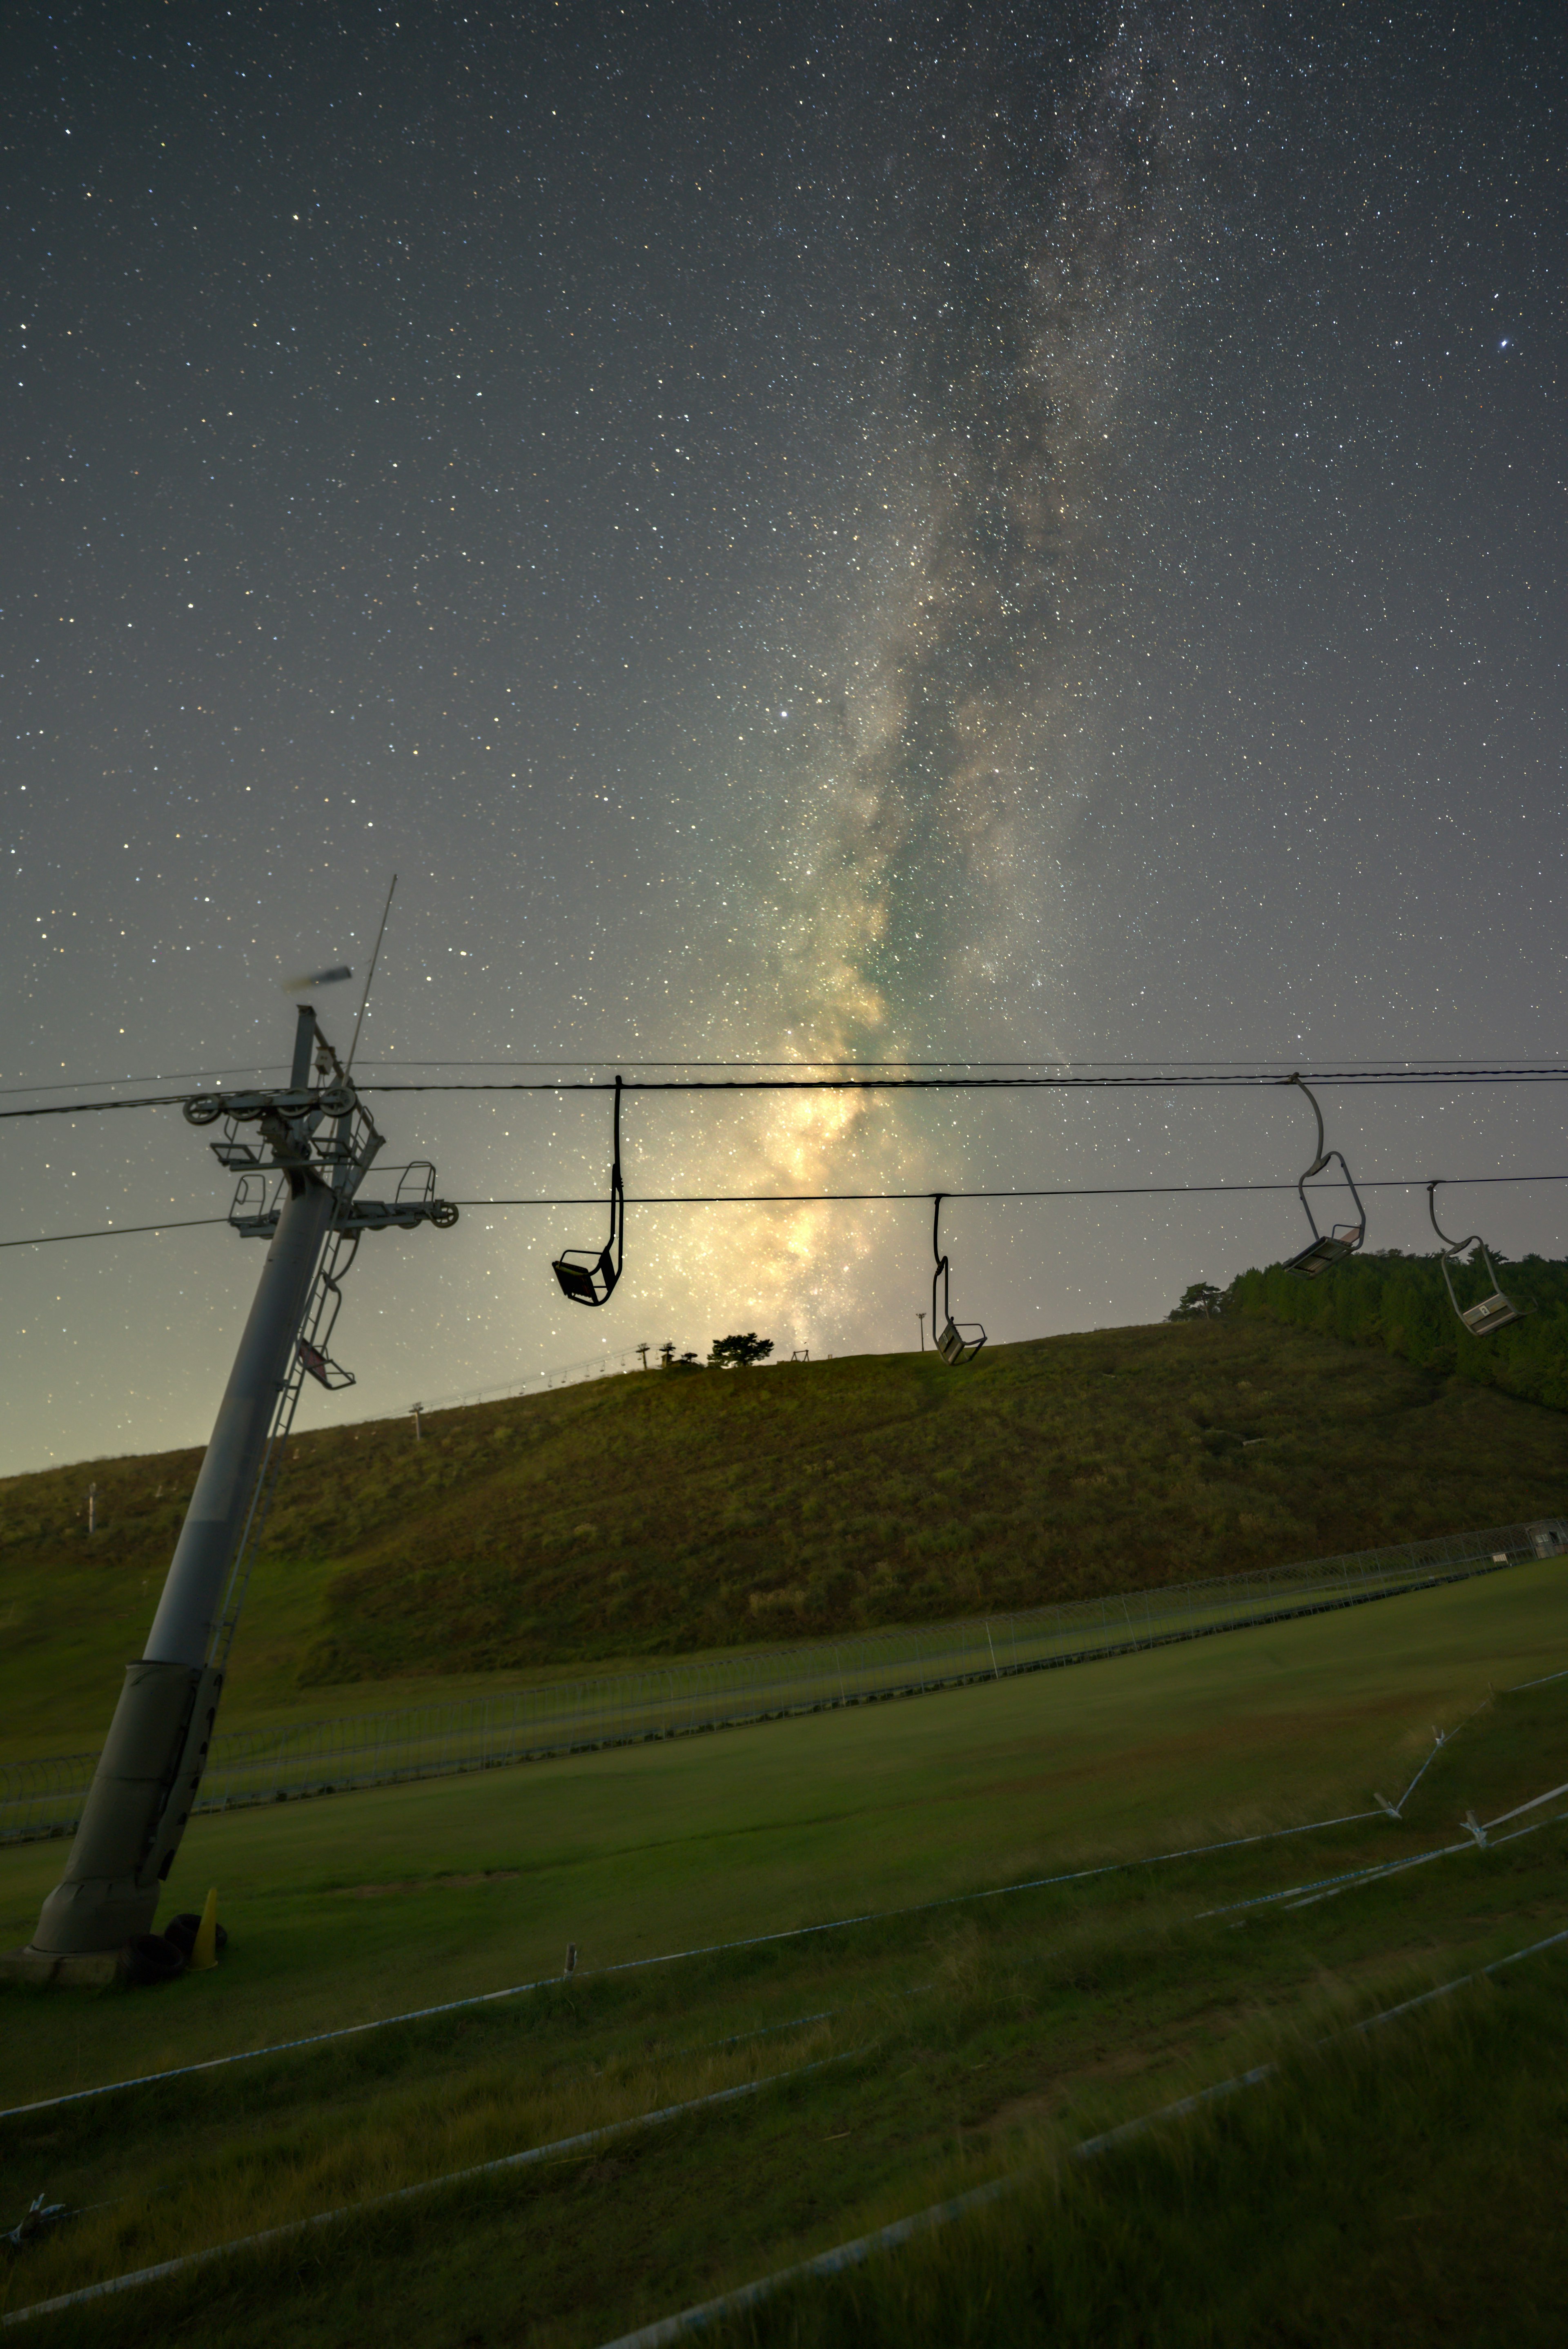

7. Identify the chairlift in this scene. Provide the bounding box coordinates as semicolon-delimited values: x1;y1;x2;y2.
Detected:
296;1234;358;1388
552;1075;625;1307
931;1194;986;1365
297;1338;353;1391
1427;1182;1522;1337
1283;1075;1366;1277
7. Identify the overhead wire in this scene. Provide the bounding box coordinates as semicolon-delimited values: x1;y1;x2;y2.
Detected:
2;1173;1564;1250
352;1054;1566;1070
0;1067;286;1101
0;1091;214;1121
0;1218;230;1250
453;1174;1568;1206
6;1056;1551;1092
2;1061;1563;1250
2;1063;1567;1121
363;1065;1568;1094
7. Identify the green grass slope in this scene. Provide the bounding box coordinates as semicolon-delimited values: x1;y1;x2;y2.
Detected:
2;1562;1567;2345
2;1324;1566;1728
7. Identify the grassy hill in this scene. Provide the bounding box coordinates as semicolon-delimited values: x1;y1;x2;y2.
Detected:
2;1558;1567;2344
2;1320;1566;1735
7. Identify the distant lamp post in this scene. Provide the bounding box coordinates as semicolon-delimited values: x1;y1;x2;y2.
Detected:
409;1402;424;1442
916;1312;926;1353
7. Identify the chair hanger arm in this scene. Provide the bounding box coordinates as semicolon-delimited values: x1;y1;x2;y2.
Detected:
931;1193;950;1331
607;1074;625;1275
1287;1072;1330;1180
1425;1180;1475;1258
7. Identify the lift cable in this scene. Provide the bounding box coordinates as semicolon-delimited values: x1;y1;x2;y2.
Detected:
5;1171;1565;1250
6;1056;1555;1097
453;1172;1568;1207
0;1067;288;1101
362;1065;1568;1096
0;1216;232;1248
354;1054;1568;1071
4;1063;1568;1123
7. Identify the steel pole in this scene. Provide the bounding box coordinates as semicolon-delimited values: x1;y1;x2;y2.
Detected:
30;1139;336;1956
142;1176;333;1667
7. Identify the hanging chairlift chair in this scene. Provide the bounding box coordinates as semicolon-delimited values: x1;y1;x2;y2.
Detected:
296;1233;359;1389
1283;1074;1367;1277
1427;1181;1522;1337
931;1194;987;1365
552;1076;626;1307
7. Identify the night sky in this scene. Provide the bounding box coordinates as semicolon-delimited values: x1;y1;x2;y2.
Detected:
4;1;1564;1477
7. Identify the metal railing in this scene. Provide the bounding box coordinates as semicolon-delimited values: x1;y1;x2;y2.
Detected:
5;1517;1564;1845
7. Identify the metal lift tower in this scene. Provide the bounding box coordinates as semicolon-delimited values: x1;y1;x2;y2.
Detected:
21;1003;456;1969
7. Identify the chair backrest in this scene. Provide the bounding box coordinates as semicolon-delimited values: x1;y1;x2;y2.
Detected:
936;1317;986;1366
1460;1292;1520;1337
553;1246;615;1307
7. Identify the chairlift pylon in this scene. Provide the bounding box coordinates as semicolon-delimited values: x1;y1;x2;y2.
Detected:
931;1193;986;1365
552;1075;625;1307
1427;1181;1522;1337
1282;1074;1366;1277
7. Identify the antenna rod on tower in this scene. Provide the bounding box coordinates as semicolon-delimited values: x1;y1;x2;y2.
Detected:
347;874;396;1076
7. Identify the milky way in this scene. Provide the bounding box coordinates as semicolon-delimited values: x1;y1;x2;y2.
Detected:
694;7;1229;1342
2;1;1564;1466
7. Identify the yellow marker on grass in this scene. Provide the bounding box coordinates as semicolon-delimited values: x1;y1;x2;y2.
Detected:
190;1887;220;1972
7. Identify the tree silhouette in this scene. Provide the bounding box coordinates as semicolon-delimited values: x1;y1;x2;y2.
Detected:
708;1332;774;1369
1169;1282;1225;1322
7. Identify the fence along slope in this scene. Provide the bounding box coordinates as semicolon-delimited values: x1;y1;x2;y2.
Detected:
4;1518;1565;1843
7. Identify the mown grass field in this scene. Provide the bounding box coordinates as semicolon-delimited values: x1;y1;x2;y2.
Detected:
2;1555;1566;2343
3;1320;1567;1760
719;1970;1568;2349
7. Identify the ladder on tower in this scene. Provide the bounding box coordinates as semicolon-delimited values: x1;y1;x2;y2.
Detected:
207;1230;357;1671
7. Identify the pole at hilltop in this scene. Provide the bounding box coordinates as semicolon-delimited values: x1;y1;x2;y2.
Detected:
27;1006;338;1961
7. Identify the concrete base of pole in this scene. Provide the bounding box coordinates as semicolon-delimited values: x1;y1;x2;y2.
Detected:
0;1947;120;1989
27;1658;224;1957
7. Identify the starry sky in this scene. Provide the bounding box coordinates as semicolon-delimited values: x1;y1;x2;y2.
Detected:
4;0;1565;1477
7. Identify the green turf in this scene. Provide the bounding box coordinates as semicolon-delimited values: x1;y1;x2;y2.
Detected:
2;1321;1566;1762
717;1964;1568;2349
2;1559;1567;2343
1;1552;1563;2102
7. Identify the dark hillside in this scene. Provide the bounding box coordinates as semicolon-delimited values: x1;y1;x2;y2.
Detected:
4;1320;1564;1693
1232;1249;1568;1410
